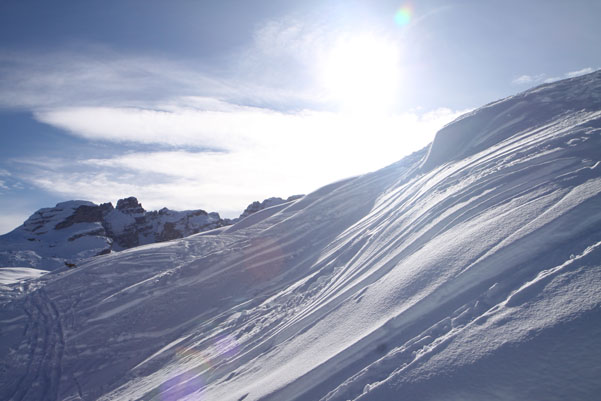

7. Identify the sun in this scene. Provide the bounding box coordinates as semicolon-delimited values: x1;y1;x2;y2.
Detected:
320;33;401;113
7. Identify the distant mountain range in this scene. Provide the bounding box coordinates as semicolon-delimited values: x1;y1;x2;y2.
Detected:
0;195;302;270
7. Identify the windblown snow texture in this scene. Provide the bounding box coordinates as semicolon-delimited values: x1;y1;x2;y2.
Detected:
1;70;601;401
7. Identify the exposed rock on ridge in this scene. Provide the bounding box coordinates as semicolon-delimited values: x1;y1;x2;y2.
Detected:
238;195;304;220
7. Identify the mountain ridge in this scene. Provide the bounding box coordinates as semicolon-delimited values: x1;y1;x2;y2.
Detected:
0;195;302;270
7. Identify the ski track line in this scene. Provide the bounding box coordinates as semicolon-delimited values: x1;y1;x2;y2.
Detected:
7;298;39;401
8;288;65;401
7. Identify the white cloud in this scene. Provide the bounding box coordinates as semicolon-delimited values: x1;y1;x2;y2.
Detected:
512;75;534;85
16;154;305;217
34;104;266;151
17;106;466;217
33;101;465;155
512;73;546;85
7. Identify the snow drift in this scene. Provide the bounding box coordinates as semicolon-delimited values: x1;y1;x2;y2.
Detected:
1;70;600;401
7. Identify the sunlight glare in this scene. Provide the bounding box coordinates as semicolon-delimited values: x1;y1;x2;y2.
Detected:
320;33;401;113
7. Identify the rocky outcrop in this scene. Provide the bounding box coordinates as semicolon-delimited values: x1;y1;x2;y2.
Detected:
238;195;304;220
54;203;114;230
115;197;145;216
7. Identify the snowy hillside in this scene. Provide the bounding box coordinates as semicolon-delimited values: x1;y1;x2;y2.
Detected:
0;268;47;286
1;70;600;401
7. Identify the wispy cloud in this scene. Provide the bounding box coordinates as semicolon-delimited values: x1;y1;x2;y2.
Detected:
14;107;465;216
0;51;208;109
33;103;462;151
511;74;545;85
0;169;25;193
247;18;328;79
0;48;319;113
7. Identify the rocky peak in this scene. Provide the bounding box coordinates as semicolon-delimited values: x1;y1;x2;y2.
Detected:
116;196;145;215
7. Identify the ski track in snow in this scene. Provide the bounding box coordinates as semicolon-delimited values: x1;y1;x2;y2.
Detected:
1;70;601;401
6;289;65;401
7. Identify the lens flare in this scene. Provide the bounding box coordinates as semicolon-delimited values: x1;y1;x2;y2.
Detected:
216;336;240;357
394;5;412;26
160;369;205;401
157;336;241;400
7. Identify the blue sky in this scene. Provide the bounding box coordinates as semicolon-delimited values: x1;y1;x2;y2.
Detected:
1;0;600;233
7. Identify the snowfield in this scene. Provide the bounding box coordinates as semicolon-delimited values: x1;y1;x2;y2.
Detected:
1;70;601;401
0;268;48;286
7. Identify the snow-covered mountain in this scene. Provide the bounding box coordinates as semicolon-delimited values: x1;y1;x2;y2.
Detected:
1;70;600;401
0;196;302;271
0;197;228;270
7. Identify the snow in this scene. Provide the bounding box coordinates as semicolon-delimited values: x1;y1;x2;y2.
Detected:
0;70;600;401
0;267;48;285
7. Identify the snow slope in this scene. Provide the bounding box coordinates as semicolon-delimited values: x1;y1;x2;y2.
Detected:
1;70;600;401
0;268;48;286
